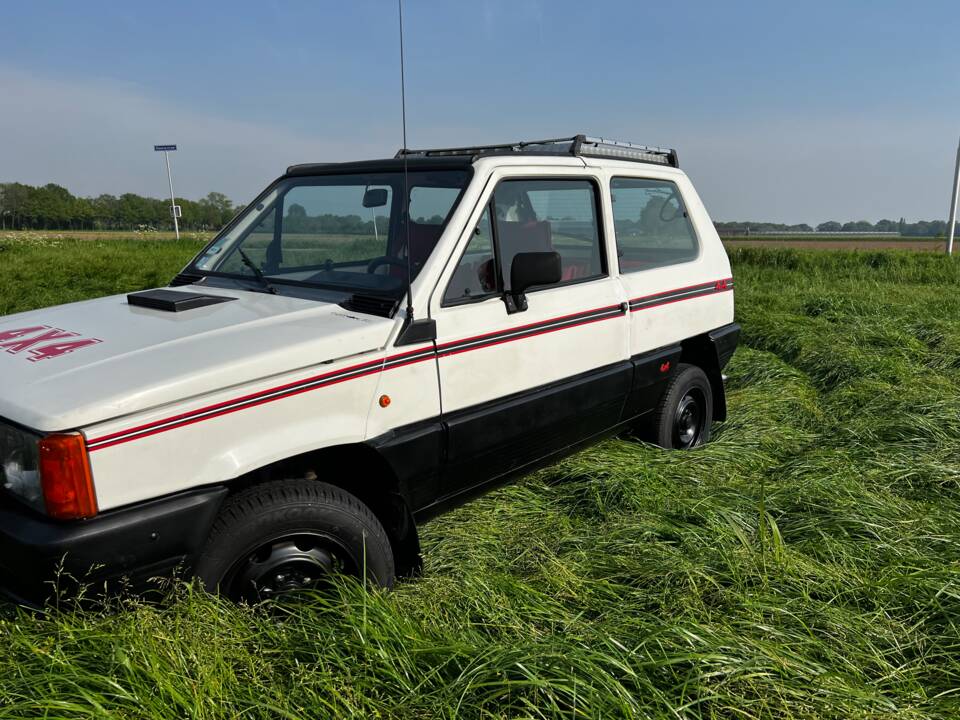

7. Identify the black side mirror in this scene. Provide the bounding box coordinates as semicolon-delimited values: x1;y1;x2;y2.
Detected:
362;188;388;208
506;251;562;313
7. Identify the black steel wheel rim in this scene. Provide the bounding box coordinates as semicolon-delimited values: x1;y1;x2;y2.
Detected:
223;531;359;603
673;390;705;449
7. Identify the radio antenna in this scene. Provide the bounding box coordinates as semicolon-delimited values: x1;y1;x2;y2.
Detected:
398;0;414;322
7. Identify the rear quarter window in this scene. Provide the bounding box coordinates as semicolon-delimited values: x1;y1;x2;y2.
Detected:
611;178;699;273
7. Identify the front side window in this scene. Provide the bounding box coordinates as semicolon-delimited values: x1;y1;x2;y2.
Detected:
192;170;470;301
494;179;605;291
443;178;606;304
443;207;497;304
611;178;699;272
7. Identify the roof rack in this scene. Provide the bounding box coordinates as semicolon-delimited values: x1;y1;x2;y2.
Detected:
395;134;679;168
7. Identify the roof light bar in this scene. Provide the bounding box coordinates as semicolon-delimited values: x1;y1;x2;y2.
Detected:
578;136;677;167
396;134;679;168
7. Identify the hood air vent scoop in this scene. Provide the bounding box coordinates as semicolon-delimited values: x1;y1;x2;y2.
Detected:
127;289;237;313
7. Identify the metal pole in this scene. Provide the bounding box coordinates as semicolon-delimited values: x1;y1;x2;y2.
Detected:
164;150;180;239
948;136;960;256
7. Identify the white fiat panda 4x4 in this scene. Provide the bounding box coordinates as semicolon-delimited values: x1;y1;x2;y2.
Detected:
0;136;738;604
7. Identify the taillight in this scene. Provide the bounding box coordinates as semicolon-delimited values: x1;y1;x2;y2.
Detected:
38;433;98;519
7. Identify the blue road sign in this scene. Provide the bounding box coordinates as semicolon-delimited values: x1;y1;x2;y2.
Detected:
154;144;177;152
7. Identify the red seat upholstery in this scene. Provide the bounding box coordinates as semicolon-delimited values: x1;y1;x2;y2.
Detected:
388;222;444;279
561;263;588;281
619;258;648;271
408;222;443;267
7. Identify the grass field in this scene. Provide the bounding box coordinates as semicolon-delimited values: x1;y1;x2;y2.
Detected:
2;236;960;718
1;229;215;243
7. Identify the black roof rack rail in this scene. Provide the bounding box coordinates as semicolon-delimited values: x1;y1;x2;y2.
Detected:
285;162;335;175
395;134;679;168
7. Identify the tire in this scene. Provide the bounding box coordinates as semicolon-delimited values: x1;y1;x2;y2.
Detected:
194;479;395;602
650;363;713;450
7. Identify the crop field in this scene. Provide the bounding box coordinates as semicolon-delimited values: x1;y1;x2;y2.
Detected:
2;236;960;718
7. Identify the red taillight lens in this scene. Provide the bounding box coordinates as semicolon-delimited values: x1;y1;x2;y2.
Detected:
38;433;98;519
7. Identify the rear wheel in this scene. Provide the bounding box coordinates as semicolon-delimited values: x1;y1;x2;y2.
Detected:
195;479;395;602
651;363;713;449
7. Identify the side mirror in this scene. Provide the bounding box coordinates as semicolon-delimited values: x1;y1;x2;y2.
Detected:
362;188;388;208
506;251;562;313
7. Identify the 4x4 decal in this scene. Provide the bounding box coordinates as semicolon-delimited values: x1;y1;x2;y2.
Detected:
0;325;102;362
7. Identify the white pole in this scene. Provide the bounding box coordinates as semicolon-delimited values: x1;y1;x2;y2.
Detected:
164;150;180;239
948;136;960;257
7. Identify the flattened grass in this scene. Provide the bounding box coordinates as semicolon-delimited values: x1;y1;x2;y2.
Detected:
2;243;960;718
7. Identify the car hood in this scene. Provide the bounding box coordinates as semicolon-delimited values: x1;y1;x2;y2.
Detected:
0;287;395;432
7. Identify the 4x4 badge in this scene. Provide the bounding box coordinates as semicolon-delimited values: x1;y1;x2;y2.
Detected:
0;325;102;362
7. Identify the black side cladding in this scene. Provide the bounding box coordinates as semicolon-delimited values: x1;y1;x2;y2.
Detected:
128;289;237;313
679;323;741;422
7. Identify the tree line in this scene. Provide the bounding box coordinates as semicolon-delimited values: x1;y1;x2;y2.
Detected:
1;181;955;237
0;182;241;231
714;218;953;237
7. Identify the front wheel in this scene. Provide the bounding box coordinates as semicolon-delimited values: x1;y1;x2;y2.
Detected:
195;479;395;603
651;363;713;449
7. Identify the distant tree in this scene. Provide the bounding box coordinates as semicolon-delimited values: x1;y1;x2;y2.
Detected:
91;194;119;229
817;221;842;232
204;191;232;214
841;220;875;232
196;191;235;229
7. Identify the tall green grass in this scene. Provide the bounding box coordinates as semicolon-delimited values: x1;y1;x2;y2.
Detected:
2;242;960;718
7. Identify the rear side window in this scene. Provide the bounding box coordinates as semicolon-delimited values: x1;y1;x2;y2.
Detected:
611;178;699;273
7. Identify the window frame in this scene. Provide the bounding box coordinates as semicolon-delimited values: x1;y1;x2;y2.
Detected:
440;175;609;308
609;176;702;274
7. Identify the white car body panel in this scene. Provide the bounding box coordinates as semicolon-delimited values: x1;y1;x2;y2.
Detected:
0;151;736;515
0;288;393;432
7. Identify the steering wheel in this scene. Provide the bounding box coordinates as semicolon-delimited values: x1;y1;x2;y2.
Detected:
659;193;683;223
367;256;408;274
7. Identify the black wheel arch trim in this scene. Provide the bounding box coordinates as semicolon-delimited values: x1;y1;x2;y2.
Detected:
679;322;741;422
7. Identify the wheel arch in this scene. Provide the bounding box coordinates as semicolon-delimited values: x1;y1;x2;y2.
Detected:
679;323;741;422
224;442;422;578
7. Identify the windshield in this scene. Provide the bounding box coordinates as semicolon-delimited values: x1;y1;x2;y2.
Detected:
191;169;470;300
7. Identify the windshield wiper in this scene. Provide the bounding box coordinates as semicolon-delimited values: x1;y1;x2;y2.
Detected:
236;248;278;295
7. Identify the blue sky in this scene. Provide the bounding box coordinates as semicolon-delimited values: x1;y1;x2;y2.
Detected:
1;0;958;223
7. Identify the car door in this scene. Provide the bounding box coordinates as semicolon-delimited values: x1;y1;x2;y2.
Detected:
606;172;734;419
428;170;630;502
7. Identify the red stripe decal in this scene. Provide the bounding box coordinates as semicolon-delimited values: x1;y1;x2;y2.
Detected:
630;277;733;311
436;303;621;352
87;282;731;451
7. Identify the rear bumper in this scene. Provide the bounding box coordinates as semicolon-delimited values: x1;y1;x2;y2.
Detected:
0;486;227;607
